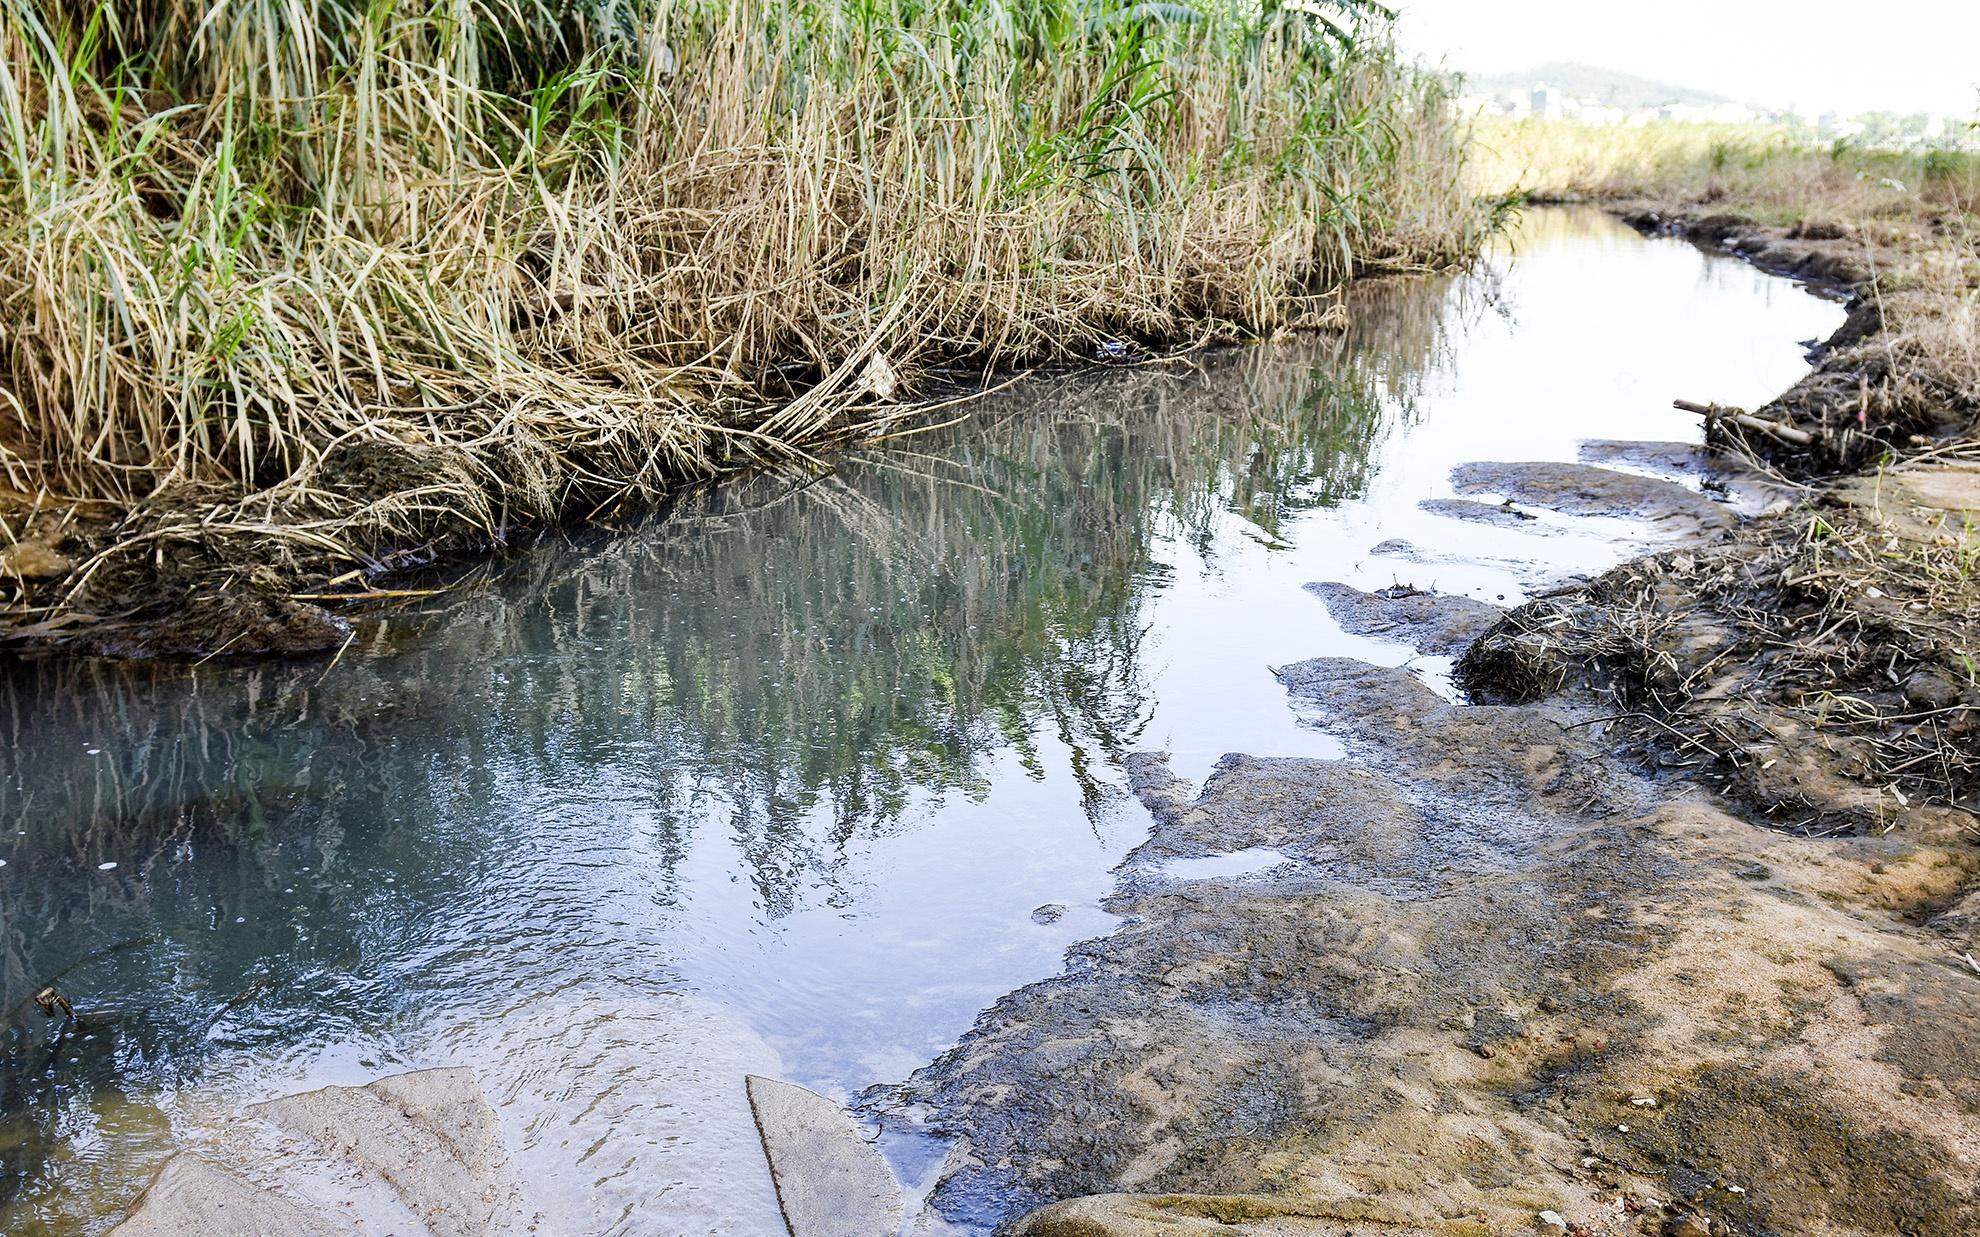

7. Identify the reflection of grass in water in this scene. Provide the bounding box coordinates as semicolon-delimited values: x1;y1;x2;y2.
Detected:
0;306;1451;1224
0;0;1480;638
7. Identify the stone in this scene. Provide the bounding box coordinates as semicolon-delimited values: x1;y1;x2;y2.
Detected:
109;1154;352;1236
251;1066;541;1237
1419;496;1543;529
1577;441;1709;476
1009;1193;1450;1235
1306;581;1503;657
0;536;74;580
745;1074;904;1237
1450;461;1734;529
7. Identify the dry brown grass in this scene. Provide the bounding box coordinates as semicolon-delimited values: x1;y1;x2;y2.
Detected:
1468;117;1980;228
0;0;1484;649
1460;477;1980;834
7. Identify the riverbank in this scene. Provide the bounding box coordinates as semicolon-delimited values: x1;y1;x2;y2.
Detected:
0;2;1482;658
884;195;1979;1232
1461;202;1976;833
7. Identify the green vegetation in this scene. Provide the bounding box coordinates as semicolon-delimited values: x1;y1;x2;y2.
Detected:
0;0;1481;646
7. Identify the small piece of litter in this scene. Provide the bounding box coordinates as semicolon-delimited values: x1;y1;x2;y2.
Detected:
1727;1184;1746;1195
234;917;246;924
1630;1096;1657;1107
0;859;7;868
97;861;118;871
1616;1123;1631;1132
1537;1210;1567;1231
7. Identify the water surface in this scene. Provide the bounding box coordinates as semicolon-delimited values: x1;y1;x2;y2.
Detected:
0;208;1842;1233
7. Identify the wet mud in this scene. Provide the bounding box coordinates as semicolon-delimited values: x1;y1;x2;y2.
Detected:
1304;584;1502;658
893;640;1980;1235
887;212;1980;1235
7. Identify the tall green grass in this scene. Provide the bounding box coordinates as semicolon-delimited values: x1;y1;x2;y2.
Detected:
0;0;1479;636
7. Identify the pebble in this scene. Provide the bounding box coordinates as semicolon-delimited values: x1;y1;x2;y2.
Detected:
1537;1210;1568;1231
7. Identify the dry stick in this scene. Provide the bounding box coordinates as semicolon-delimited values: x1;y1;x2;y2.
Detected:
1673;399;1817;447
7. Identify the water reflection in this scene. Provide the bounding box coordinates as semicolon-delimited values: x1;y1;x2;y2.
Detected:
0;273;1450;1226
0;209;1843;1233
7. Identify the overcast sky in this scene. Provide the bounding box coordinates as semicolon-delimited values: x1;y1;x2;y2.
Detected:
1389;1;1980;118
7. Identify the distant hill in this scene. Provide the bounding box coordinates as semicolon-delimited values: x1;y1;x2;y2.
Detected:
1462;62;1730;109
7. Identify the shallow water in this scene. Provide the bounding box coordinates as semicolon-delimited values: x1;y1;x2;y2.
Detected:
0;208;1842;1234
1152;848;1296;883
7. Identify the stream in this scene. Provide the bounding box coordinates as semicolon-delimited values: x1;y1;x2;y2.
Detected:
0;208;1843;1234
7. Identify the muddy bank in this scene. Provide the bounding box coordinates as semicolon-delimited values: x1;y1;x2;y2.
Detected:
882;210;1980;1234
890;649;1980;1235
1457;204;1978;833
1458;466;1980;834
1618;206;1977;475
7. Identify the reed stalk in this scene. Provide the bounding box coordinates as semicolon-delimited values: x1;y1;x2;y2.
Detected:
0;0;1481;643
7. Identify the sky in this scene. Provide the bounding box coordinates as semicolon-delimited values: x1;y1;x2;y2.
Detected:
1389;0;1980;119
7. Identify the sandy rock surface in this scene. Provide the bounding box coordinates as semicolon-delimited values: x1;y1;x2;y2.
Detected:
893;654;1979;1235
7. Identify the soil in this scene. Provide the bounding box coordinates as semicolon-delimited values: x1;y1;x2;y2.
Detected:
880;208;1980;1236
1618;208;1978;474
891;653;1980;1236
1304;583;1503;657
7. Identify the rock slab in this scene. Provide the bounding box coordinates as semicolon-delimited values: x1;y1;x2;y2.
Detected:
251;1066;542;1237
1305;581;1502;656
109;1154;351;1237
746;1074;904;1237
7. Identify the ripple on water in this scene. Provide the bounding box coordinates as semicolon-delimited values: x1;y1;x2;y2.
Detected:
0;206;1846;1233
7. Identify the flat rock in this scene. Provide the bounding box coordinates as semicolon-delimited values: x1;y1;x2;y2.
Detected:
251;1066;541;1237
1450;461;1734;529
1418;496;1542;529
1010;1193;1448;1235
1577;440;1801;516
1305;581;1502;656
746;1075;904;1237
109;1154;351;1237
900;651;1980;1235
1577;439;1710;475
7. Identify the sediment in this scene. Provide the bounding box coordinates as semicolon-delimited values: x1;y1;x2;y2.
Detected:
882;207;1980;1235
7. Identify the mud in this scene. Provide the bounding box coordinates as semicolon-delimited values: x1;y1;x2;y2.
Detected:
1304;583;1503;657
888;211;1980;1235
1620;208;1978;474
90;589;354;658
1458;460;1979;833
1448;462;1735;532
893;657;1980;1235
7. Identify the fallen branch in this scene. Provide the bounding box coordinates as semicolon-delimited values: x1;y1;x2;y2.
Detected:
1674;399;1816;446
